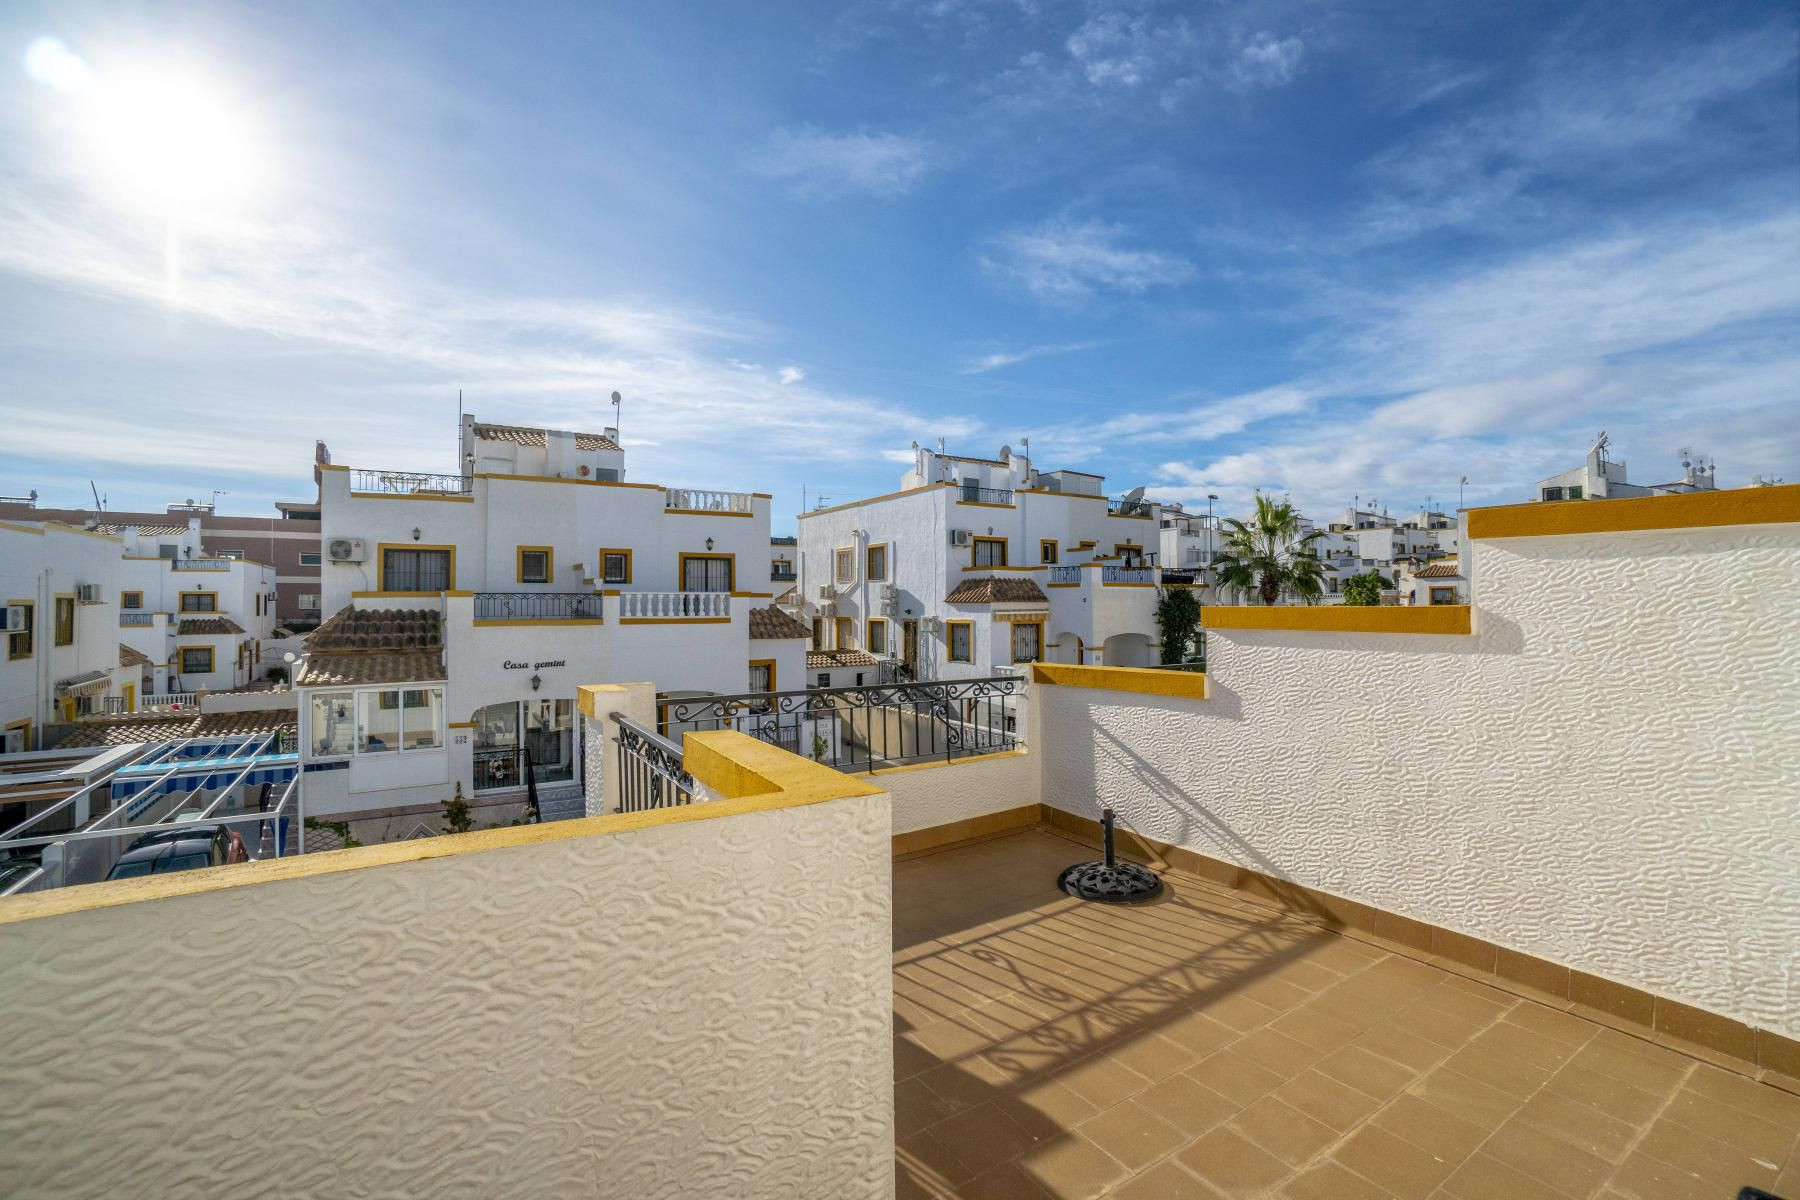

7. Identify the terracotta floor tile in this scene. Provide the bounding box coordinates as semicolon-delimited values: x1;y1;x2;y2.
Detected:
1008;1076;1100;1132
1057;1053;1152;1111
901;1126;979;1187
1682;1062;1800;1131
955;1159;1056;1199
1352;1022;1454;1073
1437;1153;1573;1200
1405;1069;1525;1133
1269;1006;1367;1054
1107;1159;1229;1200
1635;1116;1783;1194
1316;1043;1419;1100
1330;1125;1459;1199
1230;1026;1328;1080
1160;1008;1243;1059
1604;1150;1724;1200
1510;1088;1642;1162
901;1074;967;1137
1658;1085;1798;1166
1135;1073;1244;1138
1480;1114;1614;1197
1079;1098;1188;1171
1272;958;1347;994
920;1057;1017;1112
1198;991;1285;1034
1570;1033;1690;1095
1540;1063;1669;1126
1108;1030;1200;1084
1184;1047;1291;1107
1016;1131;1130;1200
1276;1160;1396;1200
1177;1125;1294;1196
1368;1093;1489;1164
1227;1095;1340;1167
1438;1041;1555;1099
1395;999;1501;1050
1500;1001;1599;1049
1465;1020;1579;1074
1270;1067;1385;1132
928;1101;1040;1179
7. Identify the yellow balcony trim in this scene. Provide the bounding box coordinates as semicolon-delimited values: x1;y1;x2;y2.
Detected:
617;617;731;625
1203;605;1472;634
1102;581;1155;588
954;499;1017;510
1031;662;1208;700
683;729;883;804
351;590;443;599
1105;511;1153;520
868;749;1028;777
472;618;605;627
1047;583;1081;589
317;463;348;472
731;590;774;598
664;507;755;518
447;721;479;729
1467;484;1800;540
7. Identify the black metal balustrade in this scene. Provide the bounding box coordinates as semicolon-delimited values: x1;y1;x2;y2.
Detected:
473;592;603;620
958;485;1015;505
348;468;474;496
473;748;524;792
612;714;695;811
661;675;1022;774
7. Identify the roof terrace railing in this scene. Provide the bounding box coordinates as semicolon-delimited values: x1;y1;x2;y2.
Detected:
1047;566;1082;585
473;592;603;621
664;488;754;514
661;674;1022;774
1102;566;1155;584
349;469;474;496
119;612;155;626
958;485;1014;505
171;558;235;570
619;591;729;620
610;713;696;812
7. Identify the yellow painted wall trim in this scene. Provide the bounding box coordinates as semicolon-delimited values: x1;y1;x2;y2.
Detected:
617;617;732;625
351;590;443;599
1104;512;1154;520
730;591;774;598
684;729;884;804
664;508;755;518
1102;581;1155;588
350;492;474;503
1467;483;1800;540
0;520;47;535
1203;604;1472;635
954;499;1017;510
447;721;479;729
796;483;948;520
1031;662;1209;700
317;463;349;472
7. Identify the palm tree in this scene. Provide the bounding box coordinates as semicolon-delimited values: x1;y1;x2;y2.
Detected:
1212;495;1327;606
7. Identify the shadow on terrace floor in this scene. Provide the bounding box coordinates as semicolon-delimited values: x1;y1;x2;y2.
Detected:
893;829;1800;1200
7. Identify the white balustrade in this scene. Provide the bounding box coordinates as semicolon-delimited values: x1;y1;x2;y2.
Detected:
617;592;731;620
664;488;754;514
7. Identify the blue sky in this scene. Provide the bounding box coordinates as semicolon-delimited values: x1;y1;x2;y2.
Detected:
1;0;1795;532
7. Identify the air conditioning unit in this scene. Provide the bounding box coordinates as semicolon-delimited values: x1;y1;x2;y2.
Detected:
815;583;836;601
2;605;24;633
949;529;972;547
327;538;366;563
880;584;899;616
75;583;104;604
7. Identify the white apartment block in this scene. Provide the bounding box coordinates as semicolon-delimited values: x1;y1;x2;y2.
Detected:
300;415;805;834
797;444;1179;677
2;517;279;752
1536;434;1719;502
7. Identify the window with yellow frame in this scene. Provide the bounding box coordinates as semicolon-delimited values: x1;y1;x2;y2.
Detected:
834;547;855;584
54;596;75;647
866;617;887;655
971;536;1007;568
1039;540;1058;564
865;542;888;581
516;545;553;584
120;590;143;610
599;548;632;584
835;616;855;649
946;620;973;662
748;659;777;692
6;601;32;661
178;646;214;675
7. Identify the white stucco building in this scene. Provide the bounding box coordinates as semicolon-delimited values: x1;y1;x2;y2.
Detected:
1535;434;1720;503
797;443;1182;675
297;415;805;835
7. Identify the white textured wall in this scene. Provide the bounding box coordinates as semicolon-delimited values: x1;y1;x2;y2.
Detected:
1039;522;1800;1037
0;793;895;1200
884;750;1039;835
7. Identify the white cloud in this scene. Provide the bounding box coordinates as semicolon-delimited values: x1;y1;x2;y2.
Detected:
1066;13;1160;87
1230;33;1305;90
959;340;1100;373
778;365;806;385
982;217;1194;300
24;37;95;95
749;127;935;198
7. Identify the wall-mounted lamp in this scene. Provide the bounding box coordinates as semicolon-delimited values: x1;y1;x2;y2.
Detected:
705;537;715;552
529;673;542;692
411;527;422;542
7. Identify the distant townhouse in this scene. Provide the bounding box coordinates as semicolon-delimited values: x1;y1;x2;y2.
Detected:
1535;434;1719;502
298;414;804;835
0;490;322;626
2;521;146;751
796;443;1179;676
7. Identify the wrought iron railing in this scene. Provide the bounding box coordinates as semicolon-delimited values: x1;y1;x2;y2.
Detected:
661;675;1022;774
473;748;525;792
119;612;154;626
612;714;695;811
473;592;603;620
664;487;754;514
1159;569;1201;586
771;568;797;581
958;485;1014;505
1047;566;1082;585
171;558;235;570
1101;566;1154;583
619;591;729;620
349;469;473;496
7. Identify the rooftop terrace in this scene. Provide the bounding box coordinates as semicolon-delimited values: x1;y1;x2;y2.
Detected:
894;827;1800;1199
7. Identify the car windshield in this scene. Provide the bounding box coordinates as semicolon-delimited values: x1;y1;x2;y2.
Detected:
108;859;157;880
156;853;212;873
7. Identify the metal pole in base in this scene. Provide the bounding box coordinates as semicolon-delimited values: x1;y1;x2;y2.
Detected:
1057;807;1164;903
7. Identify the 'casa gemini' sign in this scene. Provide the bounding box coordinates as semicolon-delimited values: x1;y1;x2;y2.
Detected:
503;659;567;671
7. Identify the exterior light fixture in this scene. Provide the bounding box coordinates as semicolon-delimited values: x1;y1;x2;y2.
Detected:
529;674;542;692
411;527;421;541
705;537;715;552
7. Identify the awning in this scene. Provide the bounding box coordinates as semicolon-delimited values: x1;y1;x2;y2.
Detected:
54;670;112;697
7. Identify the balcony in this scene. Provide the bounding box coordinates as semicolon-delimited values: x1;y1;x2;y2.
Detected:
617;590;729;620
348;468;473;496
957;485;1014;506
118;612;154;627
1101;565;1154;584
771;567;797;582
472;592;603;621
664;487;754;514
170;557;236;571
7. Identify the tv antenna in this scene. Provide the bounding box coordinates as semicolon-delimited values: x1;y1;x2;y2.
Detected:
611;391;622;439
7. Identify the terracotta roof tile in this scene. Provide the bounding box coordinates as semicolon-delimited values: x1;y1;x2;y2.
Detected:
946;577;1049;604
119;643;152;668
177;617;245;636
472;421;620;453
48;709;295;749
806;649;880;669
299;607;446;686
748;605;811;640
1412;563;1463;579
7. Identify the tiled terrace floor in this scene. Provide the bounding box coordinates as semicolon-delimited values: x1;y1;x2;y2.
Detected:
894;829;1800;1200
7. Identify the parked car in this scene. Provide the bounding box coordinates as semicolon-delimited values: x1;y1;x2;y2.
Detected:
106;824;234;880
0;854;42;892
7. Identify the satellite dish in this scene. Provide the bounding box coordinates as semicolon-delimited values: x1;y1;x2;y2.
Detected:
1123;486;1146;504
611;391;622;404
999;444;1012;460
282;652;297;664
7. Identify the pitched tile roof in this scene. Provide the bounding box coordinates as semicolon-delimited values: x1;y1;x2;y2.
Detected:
49;709;296;749
297;607;446;686
119;643;152;668
806;649;880;669
946;576;1049;604
1412;563;1463;579
472;421;620;453
748;605;811;640
177;617;245;636
93;522;188;536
